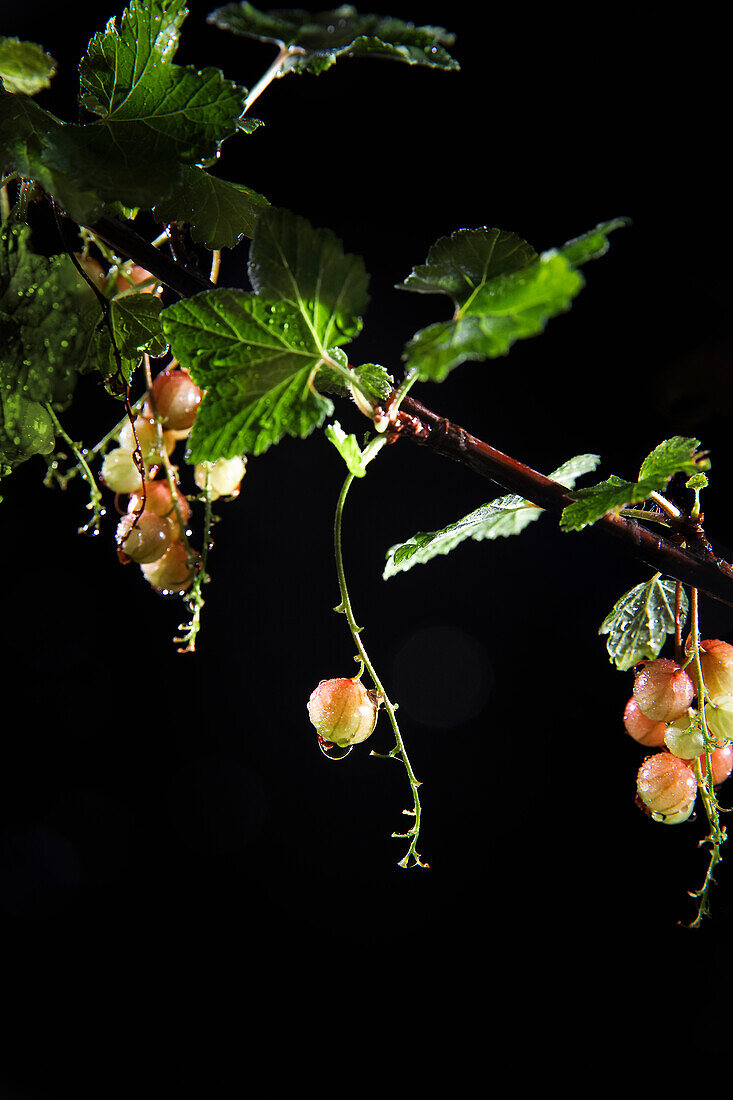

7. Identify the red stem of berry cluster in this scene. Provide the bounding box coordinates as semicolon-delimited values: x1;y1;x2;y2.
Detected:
85;214;733;610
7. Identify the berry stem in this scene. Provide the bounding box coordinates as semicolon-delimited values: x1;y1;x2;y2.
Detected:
43;405;105;535
332;436;428;869
686;585;727;927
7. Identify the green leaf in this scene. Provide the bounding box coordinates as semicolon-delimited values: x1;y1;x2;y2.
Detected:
399;227;538;305
152;165;269;249
399;220;627;382
599;575;687;671
384;453;600;577
0;37;57;96
638;435;708;483
0;224;117;468
315;349;393;406
160;288;333;459
325;420;367;477
558;218;630;266
560;437;710;532
208;3;459;73
79;0;247;168
248;206;369;349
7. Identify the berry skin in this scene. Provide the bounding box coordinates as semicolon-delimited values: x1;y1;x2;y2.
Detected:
117;416;175;465
703;699;733;742
633;658;695;722
194;456;247;500
697;639;733;703
116;511;172;564
127;479;191;540
151;368;202;431
140;540;197;595
623;697;668;747
636;752;697;824
307;677;380;748
664;713;705;759
100;448;144;494
115;264;160;295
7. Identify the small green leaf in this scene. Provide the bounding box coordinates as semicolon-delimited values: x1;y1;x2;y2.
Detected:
152;166;269;249
399;221;627;382
558;218;630;266
384;454;600;577
325;421;367;477
316;352;394;405
599;575;687;671
561;437;711;532
638;435;708;483
208;3;459;72
0;37;57;96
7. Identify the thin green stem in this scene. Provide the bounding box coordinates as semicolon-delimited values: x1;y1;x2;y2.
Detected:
333;436;428;868
241;44;305;114
43;405;105;535
686;585;727;927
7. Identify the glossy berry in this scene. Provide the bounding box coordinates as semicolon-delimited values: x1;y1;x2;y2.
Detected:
636;752;697;824
151;368;202;431
704;700;733;743
664;713;705;759
697;639;733;703
128;479;191;540
140;540;197;595
623;697;668;747
633;658;694;722
307;677;379;748
116;511;172;564
194;456;247;500
100;447;144;494
117;416;175;465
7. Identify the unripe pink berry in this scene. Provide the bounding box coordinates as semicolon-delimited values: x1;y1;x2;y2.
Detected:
633;658;694;722
623;697;668;746
697;639;733;703
128;479;191;540
307;677;379;748
116;511;172;564
140;539;197;595
151;368;202;431
636;752;697;824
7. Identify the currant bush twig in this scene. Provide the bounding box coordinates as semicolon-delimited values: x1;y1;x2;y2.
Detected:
42;405;105;535
332;434;428;869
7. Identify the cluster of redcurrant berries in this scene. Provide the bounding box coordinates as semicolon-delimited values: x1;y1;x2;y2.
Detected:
98;342;246;595
626;641;733;823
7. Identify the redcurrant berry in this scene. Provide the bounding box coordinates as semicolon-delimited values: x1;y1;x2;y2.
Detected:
151;368;202;431
307;677;380;748
636;752;697;824
633;658;694;722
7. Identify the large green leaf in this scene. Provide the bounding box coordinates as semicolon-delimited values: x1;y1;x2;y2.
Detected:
208;3;459;73
399;220;627;382
247;206;369;348
152;165;269;248
80;0;246;168
160;289;333;459
599;576;687;671
0;37;56;96
560;436;710;532
384;454;600;577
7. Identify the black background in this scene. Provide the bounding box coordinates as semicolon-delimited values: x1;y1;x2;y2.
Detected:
0;0;729;1085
